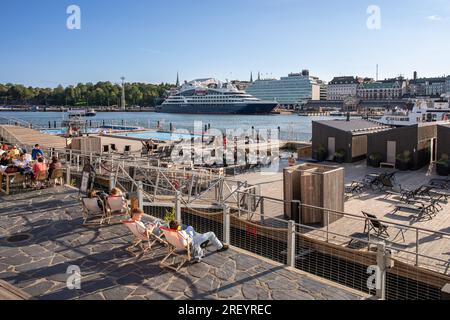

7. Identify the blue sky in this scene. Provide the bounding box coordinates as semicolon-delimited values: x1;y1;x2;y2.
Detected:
1;0;449;87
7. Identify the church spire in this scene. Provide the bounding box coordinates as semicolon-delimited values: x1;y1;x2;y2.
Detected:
176;72;180;87
250;71;253;83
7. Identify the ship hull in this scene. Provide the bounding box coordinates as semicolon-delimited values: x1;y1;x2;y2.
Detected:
159;103;278;115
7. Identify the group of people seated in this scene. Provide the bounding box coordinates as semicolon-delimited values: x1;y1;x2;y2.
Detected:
87;187;127;212
87;188;228;263
0;144;62;184
129;207;228;263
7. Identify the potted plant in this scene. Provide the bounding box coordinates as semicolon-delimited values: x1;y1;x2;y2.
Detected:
396;151;412;171
334;149;346;164
315;145;327;162
436;154;450;176
367;153;382;168
163;207;176;224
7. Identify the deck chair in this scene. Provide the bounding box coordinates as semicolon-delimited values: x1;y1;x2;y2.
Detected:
159;227;193;272
105;196;130;224
362;211;390;239
82;197;107;226
49;168;64;186
121;220;159;256
32;171;48;189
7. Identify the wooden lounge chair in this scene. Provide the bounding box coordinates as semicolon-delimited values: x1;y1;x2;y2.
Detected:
81;197;107;226
345;181;366;199
49;168;64;186
121;220;160;256
159;227;193;272
32;171;48;189
392;201;435;221
105;196;130;224
362;211;390;239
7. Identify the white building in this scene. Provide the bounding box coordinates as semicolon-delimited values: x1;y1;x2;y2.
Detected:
246;70;321;107
327;76;359;100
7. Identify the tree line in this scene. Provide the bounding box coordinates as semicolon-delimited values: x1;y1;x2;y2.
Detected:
0;82;174;107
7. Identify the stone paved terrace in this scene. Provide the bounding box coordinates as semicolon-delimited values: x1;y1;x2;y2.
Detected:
0;187;368;300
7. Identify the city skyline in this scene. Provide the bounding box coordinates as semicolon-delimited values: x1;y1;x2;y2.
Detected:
1;0;450;87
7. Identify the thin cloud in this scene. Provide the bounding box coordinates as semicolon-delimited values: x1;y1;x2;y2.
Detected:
426;15;443;21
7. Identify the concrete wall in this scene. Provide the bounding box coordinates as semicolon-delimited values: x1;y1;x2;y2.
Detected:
437;125;450;160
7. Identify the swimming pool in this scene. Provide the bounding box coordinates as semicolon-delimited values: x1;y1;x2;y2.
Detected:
112;131;198;141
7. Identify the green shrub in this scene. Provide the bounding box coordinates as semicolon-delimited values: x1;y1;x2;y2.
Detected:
164;207;176;223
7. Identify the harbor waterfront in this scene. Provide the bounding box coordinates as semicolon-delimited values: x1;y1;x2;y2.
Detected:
0;111;343;142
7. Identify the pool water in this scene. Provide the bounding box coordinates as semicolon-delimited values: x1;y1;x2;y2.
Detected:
112;131;198;141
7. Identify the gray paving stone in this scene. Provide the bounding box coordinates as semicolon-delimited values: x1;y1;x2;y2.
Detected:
102;286;135;300
215;259;236;281
217;281;241;298
23;280;56;297
242;284;270;300
232;254;262;271
271;290;315;300
187;262;210;278
265;277;299;291
116;273;145;286
0;188;368;301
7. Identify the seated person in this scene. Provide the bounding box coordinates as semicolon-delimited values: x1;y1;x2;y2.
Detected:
168;220;228;262
288;154;297;166
110;187;123;197
8;146;20;159
32;157;47;180
108;187;127;212
32;144;44;160
13;153;32;176
0;153;10;167
23;151;32;162
48;156;62;179
129;208;158;238
87;190;106;210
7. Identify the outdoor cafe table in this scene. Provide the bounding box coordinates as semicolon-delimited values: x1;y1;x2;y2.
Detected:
0;171;20;195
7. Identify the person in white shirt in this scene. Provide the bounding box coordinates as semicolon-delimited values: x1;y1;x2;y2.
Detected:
169;220;228;262
14;153;33;176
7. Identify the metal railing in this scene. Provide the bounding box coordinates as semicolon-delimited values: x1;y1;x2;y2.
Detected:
2;135;450;299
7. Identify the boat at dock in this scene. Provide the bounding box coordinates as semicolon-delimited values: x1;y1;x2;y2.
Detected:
159;78;278;114
375;97;450;127
67;108;97;118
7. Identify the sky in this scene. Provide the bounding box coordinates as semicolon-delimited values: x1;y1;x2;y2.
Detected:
0;0;450;87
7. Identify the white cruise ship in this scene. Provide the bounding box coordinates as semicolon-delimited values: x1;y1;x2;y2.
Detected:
160;78;278;114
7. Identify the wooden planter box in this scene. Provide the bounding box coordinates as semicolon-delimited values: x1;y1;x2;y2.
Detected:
284;163;345;227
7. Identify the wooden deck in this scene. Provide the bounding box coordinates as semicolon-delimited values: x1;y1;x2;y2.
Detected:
0;125;67;149
233;161;450;276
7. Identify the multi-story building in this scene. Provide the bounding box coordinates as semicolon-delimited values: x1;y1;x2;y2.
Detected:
446;76;450;94
317;80;328;100
327;76;359;100
409;73;448;97
246;70;321;107
357;77;408;100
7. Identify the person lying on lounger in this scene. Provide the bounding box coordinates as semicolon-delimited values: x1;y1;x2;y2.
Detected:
168;220;228;263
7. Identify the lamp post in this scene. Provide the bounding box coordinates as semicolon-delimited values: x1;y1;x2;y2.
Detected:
121;77;126;110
